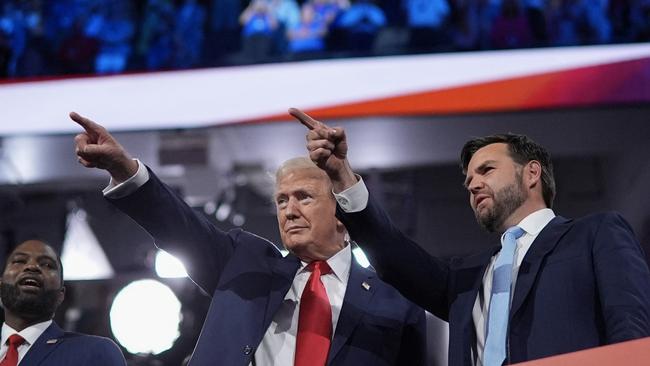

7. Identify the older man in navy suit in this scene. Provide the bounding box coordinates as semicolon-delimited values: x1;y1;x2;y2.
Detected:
70;112;427;366
290;108;650;366
0;240;126;366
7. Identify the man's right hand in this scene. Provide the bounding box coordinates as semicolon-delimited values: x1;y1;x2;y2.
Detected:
70;112;138;183
288;108;358;192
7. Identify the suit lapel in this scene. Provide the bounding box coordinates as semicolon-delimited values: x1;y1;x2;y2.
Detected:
21;322;64;366
510;216;572;319
261;254;301;334
326;261;376;365
452;247;499;366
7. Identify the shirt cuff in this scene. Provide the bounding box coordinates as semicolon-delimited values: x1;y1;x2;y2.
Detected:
102;159;150;199
334;175;368;213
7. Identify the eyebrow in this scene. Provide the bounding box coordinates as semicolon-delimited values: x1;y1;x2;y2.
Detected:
463;160;498;188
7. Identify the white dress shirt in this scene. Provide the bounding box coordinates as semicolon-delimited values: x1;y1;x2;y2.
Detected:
103;160;354;365
0;320;53;364
253;244;351;365
335;179;556;366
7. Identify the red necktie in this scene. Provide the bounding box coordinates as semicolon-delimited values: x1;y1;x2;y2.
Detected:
0;334;25;366
295;261;332;366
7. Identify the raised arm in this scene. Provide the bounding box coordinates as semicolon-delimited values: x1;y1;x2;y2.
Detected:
288;108;451;318
70;112;253;294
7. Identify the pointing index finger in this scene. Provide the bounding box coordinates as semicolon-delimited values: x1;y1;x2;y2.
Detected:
69;111;103;137
288;108;324;130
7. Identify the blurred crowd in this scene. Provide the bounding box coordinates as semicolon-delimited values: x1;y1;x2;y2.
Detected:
1;0;649;79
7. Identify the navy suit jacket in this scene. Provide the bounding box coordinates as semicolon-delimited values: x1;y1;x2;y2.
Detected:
108;170;427;366
19;322;125;366
336;195;650;366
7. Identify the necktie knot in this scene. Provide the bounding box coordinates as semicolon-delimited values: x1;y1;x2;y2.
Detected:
500;226;525;254
307;261;332;276
1;334;25;366
505;226;525;240
6;335;24;348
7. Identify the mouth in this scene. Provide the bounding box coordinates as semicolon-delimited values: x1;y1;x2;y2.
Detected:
17;276;43;291
285;226;307;234
474;195;490;209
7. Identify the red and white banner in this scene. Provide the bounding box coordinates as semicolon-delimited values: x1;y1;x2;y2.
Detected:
1;43;649;135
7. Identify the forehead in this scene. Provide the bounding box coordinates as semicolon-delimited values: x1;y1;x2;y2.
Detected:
10;240;58;261
467;143;512;170
275;168;329;195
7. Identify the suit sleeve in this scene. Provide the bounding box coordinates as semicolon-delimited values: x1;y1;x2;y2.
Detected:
107;167;241;295
593;212;650;342
337;194;451;320
396;304;428;366
91;338;127;366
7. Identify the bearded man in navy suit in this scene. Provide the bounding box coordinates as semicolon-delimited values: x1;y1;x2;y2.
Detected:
70;112;427;366
290;108;650;366
0;239;126;366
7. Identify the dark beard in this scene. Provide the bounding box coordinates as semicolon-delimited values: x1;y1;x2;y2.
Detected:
0;283;60;320
476;174;527;233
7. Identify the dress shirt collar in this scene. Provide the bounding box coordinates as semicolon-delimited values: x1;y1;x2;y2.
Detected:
515;208;556;238
1;319;52;347
299;243;351;285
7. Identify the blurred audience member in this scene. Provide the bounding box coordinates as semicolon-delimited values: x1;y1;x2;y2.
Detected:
311;0;350;25
583;0;612;44
287;3;327;55
0;1;27;77
137;0;175;71
548;0;586;46
490;0;533;49
206;0;241;63
173;0;205;68
240;0;278;61
270;0;301;53
404;0;450;51
451;0;480;50
523;0;548;46
57;18;99;75
336;0;387;52
630;0;650;41
86;1;135;73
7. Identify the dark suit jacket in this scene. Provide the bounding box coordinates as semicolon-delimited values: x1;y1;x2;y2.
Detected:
19;322;125;366
108;170;427;366
336;195;650;366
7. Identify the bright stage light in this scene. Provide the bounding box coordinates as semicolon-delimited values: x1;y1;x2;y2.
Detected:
110;279;182;355
352;247;371;268
155;250;189;278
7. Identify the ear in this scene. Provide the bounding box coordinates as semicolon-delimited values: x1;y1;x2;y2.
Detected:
524;160;542;189
335;219;346;232
56;286;66;307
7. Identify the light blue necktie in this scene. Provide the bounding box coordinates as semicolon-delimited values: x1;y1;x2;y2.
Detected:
483;226;525;366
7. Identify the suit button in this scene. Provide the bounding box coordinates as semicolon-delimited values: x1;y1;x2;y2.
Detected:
243;345;253;355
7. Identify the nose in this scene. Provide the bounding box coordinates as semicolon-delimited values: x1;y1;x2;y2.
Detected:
284;198;299;219
24;260;42;273
468;175;485;194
